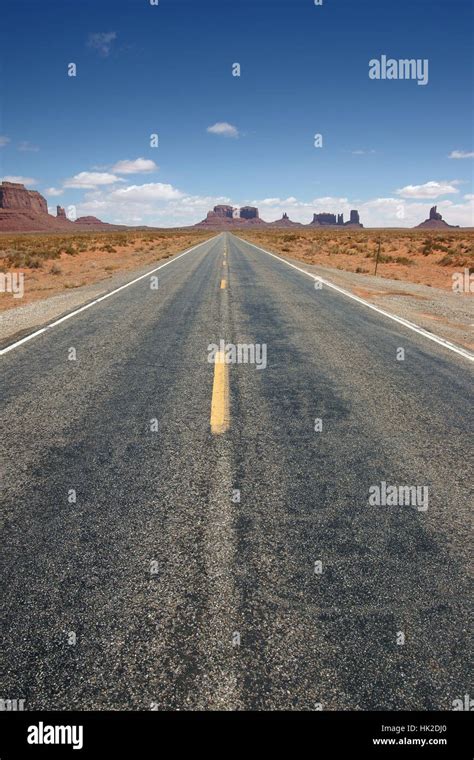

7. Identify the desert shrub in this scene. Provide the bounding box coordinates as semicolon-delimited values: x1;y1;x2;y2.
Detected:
438;254;471;267
26;256;42;269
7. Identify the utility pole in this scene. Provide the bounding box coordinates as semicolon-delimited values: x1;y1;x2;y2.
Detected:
374;239;381;276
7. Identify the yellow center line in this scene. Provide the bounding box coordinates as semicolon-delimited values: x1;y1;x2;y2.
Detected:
220;278;227;289
210;351;230;434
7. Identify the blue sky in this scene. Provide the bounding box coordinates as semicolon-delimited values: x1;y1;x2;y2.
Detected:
1;0;473;227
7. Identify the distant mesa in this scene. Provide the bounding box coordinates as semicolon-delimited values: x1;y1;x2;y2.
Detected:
209;204;234;220
5;184;462;234
0;181;48;215
310;209;362;227
75;215;108;227
0;181;116;232
196;205;363;228
269;212;302;227
239;206;259;220
415;205;459;229
310;212;338;226
200;204;265;227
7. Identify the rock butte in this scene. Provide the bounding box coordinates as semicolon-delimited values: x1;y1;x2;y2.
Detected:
195;205;364;228
0;183;464;232
415;206;460;229
0;182;118;232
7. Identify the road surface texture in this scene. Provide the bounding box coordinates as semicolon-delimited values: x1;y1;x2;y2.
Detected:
1;233;472;710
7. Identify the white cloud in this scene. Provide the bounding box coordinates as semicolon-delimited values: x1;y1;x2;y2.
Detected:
257;197;299;207
49;174;474;229
18;141;39;152
346;197;473;228
110;183;184;201
396;181;460;199
87;32;117;57
0;135;10;147
45;187;63;197
1;175;38;185
448;150;474;159
207;122;239;138
64;171;123;189
75;185;230;226
241;195;474;228
111;158;158;174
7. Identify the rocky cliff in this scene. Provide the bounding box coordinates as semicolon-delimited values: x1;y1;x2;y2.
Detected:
269;212;302;227
0;182;48;214
310;209;362;227
197;204;265;227
0;182;115;232
240;206;259;220
196;205;363;228
415;206;459;229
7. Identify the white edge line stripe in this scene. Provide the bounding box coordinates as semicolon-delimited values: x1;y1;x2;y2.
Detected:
0;234;221;356
235;236;474;363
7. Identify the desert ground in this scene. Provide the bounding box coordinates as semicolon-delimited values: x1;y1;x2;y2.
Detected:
0;229;214;311
1;228;472;314
237;228;474;291
1;227;472;352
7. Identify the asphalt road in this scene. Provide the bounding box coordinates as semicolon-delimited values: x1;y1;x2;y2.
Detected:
1;233;472;710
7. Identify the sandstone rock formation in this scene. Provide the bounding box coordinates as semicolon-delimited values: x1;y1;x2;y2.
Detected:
309;209;362;227
0;182;115;231
199;205;235;226
310;212;338;226
269;212;302;227
429;206;442;221
0;182;48;214
240;206;259;220
197;204;265;227
196;204;364;228
415;206;459;229
215;205;234;218
74;216;111;228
